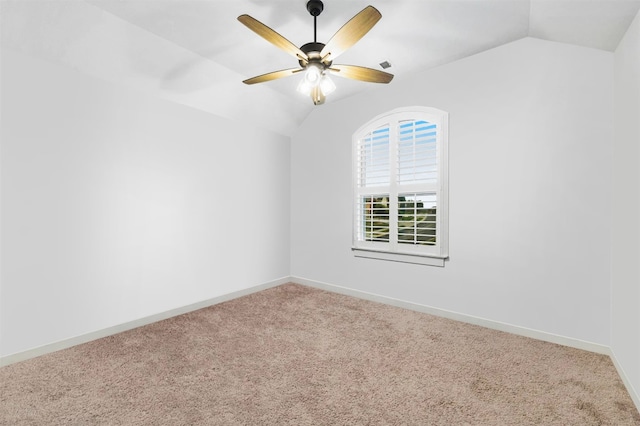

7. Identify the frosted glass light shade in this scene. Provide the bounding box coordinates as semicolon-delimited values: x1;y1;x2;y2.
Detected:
297;78;313;96
319;75;336;95
304;63;322;83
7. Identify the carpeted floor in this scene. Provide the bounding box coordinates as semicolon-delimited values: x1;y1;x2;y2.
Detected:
1;283;639;425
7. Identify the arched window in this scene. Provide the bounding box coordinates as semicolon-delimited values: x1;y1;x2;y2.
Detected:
352;107;449;266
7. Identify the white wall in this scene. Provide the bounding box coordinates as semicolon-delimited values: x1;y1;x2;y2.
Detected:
0;48;291;357
291;37;614;346
612;9;640;404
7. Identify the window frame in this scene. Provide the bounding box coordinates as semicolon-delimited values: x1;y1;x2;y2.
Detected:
352;106;449;267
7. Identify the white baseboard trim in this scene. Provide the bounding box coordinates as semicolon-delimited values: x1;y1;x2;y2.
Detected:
0;276;290;367
304;272;639;412
2;275;614;361
609;349;640;414
291;276;611;355
4;275;638;414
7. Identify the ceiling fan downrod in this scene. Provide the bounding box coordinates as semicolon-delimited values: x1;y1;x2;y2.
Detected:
307;0;323;43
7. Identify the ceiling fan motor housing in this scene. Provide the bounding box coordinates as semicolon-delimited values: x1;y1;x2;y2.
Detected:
298;42;332;68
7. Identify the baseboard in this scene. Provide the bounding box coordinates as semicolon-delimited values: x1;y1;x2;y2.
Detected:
609;349;640;414
0;276;290;367
4;274;637;413
2;275;612;362
291;276;611;355
292;276;640;412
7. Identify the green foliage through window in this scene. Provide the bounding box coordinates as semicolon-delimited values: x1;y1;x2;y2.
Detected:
398;194;436;245
363;196;390;242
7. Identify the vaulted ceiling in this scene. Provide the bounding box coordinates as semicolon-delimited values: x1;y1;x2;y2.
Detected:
2;0;640;136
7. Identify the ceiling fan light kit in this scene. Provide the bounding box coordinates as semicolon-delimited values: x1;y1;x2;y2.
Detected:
238;0;394;105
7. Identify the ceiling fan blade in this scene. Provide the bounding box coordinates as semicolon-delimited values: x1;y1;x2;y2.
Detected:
238;15;308;62
329;65;394;83
243;68;301;85
320;6;381;63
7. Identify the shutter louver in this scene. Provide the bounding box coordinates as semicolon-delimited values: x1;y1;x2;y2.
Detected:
398;193;437;245
356;125;392;243
359;195;391;242
358;125;390;188
397;120;437;185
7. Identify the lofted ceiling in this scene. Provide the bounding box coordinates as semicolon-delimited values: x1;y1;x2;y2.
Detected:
2;0;640;136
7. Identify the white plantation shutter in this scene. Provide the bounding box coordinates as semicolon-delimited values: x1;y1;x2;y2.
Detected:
355;123;392;246
353;107;448;266
397;193;437;246
397;120;437;185
358;195;390;243
357;124;390;188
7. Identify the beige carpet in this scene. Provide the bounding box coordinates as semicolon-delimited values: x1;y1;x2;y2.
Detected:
1;283;639;425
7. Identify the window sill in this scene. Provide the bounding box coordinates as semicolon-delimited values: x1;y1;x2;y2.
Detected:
352;248;447;267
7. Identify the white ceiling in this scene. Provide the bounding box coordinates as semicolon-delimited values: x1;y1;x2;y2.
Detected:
2;0;640;136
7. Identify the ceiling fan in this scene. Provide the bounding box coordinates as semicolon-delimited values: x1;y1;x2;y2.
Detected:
238;0;394;105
